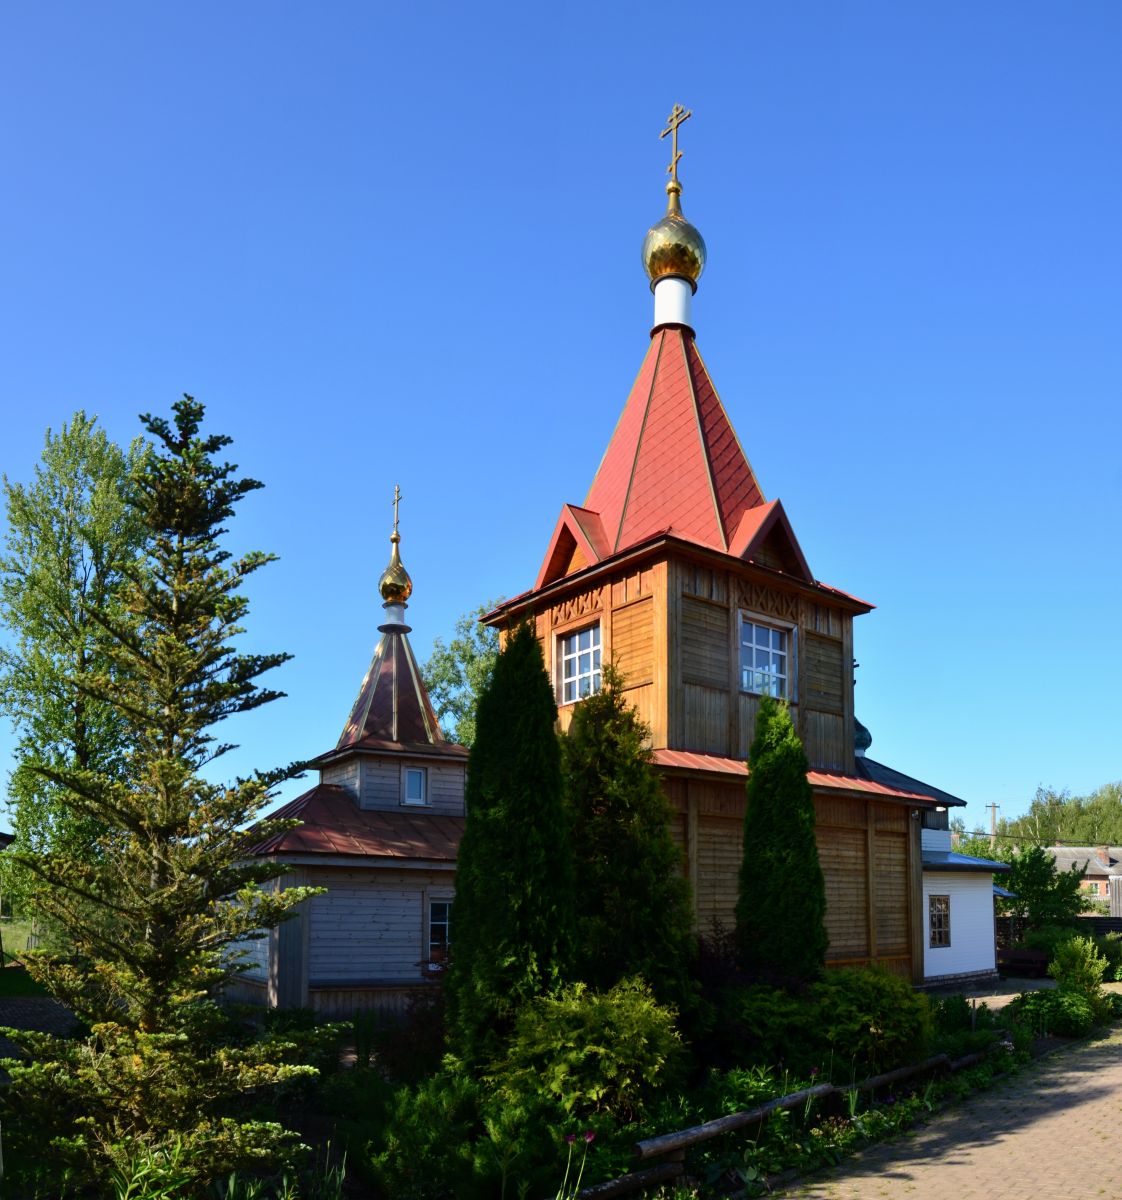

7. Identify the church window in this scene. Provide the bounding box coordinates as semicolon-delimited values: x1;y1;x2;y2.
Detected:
740;615;792;699
428;899;451;964
560;624;601;704
929;895;951;948
403;766;427;806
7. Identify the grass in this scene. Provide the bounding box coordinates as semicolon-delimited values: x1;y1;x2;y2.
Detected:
1;917;35;963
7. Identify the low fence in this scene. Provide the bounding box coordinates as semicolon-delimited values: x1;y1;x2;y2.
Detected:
996;915;1122;950
567;1051;988;1199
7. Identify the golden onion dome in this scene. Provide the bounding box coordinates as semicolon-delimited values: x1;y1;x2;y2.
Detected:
642;180;706;291
378;531;413;605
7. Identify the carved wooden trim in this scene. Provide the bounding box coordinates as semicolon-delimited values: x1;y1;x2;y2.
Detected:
736;581;799;624
550;589;602;628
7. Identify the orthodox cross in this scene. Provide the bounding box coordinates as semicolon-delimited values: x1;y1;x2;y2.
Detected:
392;484;402;535
660;104;693;184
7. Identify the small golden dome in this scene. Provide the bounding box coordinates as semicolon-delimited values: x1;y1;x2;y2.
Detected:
379;532;413;605
642;180;706;291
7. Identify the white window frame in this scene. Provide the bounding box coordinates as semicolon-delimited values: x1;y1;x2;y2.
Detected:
402;765;428;806
427;897;452;970
739;611;796;701
558;622;602;705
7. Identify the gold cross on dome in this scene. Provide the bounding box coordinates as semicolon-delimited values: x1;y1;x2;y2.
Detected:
392;484;402;535
660;103;693;184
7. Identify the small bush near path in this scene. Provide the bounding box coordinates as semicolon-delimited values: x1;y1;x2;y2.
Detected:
0;963;49;997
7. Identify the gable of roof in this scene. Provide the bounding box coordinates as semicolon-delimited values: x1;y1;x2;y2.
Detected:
582;328;767;558
535;504;612;590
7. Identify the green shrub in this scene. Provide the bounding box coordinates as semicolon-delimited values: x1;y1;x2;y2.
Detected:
1020;924;1078;957
493;978;684;1125
811;968;933;1078
714;984;819;1073
367;1066;483;1200
1048;935;1107;999
1010;989;1096;1038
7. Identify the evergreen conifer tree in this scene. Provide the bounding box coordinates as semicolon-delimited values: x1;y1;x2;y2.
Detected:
445;621;575;1064
561;666;693;1005
0;398;318;1190
735;695;827;984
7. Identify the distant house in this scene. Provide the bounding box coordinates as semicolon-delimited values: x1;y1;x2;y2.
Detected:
1045;845;1121;915
855;722;1010;985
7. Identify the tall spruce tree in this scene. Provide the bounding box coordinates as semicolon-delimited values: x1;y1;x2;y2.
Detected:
735;695;827;984
445;621;575;1064
0;398;318;1191
561;666;693;1006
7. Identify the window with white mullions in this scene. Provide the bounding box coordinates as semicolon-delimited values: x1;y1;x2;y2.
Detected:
929;895;951;948
740;617;789;699
560;624;601;704
429;899;451;961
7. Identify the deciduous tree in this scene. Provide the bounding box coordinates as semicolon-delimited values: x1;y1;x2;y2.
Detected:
0;413;147;910
422;601;500;747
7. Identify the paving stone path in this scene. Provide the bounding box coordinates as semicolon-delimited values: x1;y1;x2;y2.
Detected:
0;996;79;1057
773;1026;1122;1200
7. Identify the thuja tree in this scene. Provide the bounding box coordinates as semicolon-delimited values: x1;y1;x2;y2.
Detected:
445;621;575;1064
0;413;147;916
735;695;827;984
0;398;318;1192
561;665;694;1006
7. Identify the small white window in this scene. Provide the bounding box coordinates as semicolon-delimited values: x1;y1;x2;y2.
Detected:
403;766;427;806
740;615;792;699
560;624;601;704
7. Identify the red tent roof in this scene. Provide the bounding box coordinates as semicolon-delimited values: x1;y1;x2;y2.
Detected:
532;327;818;591
249;784;464;859
586;327;767;556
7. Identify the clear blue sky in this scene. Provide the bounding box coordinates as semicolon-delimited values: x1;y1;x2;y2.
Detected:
2;2;1120;836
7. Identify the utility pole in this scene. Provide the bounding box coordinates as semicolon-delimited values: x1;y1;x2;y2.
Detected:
985;803;1000;851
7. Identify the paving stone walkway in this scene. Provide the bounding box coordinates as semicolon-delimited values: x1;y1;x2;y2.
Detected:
0;996;79;1057
773;1026;1122;1199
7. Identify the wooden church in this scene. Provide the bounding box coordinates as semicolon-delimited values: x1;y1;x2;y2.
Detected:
486;106;942;982
244;108;1005;1009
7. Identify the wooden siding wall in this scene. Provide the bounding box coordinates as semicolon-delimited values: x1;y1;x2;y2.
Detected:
668;560;854;771
521;551;855;770
534;564;664;741
661;779;921;980
305;867;453;986
328;758;466;814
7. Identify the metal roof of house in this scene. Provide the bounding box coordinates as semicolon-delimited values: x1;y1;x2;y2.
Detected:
650;749;938;804
248;784;464;861
922;849;1011;874
855;756;967;809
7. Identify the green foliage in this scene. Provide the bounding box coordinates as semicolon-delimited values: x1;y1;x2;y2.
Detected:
561;666;694;1006
1047;935;1107;995
366;1066;484;1200
445;621;576;1064
0;399;317;1192
421;602;501;747
0;413;148;913
1009;989;1096;1038
494;978;685;1125
735;696;827;984
995;783;1122;847
999;845;1086;929
713;984;819;1073
811;968;933;1078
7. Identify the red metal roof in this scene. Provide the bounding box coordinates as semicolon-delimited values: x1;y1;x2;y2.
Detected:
337;627;456;755
249;784;464;860
650;748;938;804
584;328;766;556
